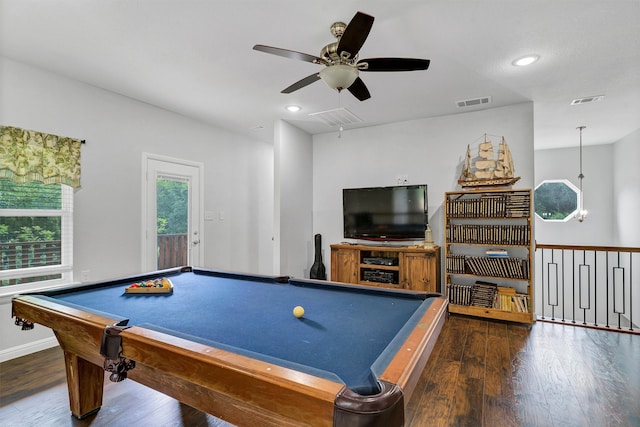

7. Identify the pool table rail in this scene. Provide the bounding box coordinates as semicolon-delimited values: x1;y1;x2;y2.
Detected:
121;325;345;426
379;296;448;400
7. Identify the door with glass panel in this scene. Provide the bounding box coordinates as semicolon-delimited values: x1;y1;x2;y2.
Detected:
143;154;203;271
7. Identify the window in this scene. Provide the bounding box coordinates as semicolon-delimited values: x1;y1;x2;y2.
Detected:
534;179;579;221
156;176;189;270
0;180;73;291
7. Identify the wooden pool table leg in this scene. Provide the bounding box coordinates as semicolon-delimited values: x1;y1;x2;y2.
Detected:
63;351;104;419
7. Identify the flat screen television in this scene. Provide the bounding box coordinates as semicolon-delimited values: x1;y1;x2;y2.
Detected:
343;184;428;240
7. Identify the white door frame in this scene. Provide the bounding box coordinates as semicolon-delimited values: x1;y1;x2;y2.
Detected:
141;152;204;271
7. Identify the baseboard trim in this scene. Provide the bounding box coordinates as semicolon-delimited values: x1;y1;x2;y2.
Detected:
0;337;59;362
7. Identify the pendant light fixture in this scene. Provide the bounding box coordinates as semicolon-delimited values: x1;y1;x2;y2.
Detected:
575;126;588;222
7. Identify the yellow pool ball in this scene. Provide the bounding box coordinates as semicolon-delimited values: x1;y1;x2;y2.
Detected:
293;305;305;318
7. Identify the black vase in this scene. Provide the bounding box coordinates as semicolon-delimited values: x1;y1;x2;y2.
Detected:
310;234;326;280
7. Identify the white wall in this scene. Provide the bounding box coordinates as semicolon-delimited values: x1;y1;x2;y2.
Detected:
312;102;535;278
273;120;314;278
613;129;640;327
613;128;640;246
0;57;274;359
534;144;615;245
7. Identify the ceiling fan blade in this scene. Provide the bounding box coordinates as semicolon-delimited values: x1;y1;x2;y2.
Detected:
359;58;430;72
253;44;322;63
337;12;374;59
347;77;371;101
281;73;321;94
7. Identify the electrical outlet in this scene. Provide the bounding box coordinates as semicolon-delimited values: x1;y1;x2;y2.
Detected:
396;174;409;184
81;270;90;282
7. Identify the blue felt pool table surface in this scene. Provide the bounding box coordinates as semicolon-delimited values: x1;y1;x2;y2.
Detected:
39;267;438;395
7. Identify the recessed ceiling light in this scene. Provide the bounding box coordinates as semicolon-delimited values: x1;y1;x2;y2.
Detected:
512;55;540;67
285;105;301;112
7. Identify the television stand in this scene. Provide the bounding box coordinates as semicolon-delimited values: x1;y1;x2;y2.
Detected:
330;243;441;293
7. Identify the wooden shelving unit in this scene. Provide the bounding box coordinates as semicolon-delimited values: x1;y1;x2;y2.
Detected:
444;188;533;324
330;244;441;293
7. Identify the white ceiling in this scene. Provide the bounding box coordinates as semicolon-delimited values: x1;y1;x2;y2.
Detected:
1;0;639;150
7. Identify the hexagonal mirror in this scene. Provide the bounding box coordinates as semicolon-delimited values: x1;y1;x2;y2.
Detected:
534;179;580;221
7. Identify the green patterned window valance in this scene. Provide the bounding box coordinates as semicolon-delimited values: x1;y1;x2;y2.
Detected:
0;125;82;188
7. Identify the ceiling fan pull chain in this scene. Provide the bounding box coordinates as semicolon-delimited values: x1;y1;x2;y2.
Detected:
338;91;344;139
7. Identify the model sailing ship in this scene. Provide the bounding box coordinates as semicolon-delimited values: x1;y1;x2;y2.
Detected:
458;135;520;188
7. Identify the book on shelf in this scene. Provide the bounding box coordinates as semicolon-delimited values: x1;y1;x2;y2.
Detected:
448;282;530;314
445;254;466;274
446;192;530;218
511;293;530;313
493;286;515;311
486;249;509;257
447;282;473;306
470;281;497;308
463;256;529;279
446;224;530;246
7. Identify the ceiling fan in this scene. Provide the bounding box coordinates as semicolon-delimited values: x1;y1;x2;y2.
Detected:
253;11;430;101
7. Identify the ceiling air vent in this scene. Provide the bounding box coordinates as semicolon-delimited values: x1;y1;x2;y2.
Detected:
309;107;362;127
456;96;492;108
570;95;605;105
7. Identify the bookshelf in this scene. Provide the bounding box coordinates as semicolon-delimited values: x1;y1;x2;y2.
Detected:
444;188;533;324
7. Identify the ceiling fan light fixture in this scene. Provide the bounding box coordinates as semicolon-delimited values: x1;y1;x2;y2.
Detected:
254;11;430;101
319;64;359;91
575;125;588;222
512;54;540;67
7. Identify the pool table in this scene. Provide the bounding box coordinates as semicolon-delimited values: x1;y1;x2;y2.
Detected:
12;267;447;427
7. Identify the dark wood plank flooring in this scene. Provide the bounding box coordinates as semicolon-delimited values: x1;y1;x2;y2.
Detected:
1;315;638;426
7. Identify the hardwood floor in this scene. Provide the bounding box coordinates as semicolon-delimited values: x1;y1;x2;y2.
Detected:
1;315;638;426
406;316;639;427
